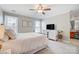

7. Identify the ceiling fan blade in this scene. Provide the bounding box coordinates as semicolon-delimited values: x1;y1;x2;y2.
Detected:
29;9;35;11
44;8;51;11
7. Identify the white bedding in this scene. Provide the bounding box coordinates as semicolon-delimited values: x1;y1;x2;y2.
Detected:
2;33;48;54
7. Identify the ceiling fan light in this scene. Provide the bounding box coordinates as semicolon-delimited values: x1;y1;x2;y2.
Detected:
29;4;51;15
37;10;43;13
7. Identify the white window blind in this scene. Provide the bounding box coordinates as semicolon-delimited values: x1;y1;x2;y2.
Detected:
4;15;18;33
35;20;41;33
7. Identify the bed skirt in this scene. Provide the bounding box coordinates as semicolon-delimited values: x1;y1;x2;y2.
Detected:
23;44;48;54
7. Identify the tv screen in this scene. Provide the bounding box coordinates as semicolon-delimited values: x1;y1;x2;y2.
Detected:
46;24;55;30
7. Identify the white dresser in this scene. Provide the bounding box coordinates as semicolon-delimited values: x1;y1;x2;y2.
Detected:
47;30;57;41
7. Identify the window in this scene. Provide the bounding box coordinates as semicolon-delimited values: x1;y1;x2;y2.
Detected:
4;15;18;33
35;20;41;33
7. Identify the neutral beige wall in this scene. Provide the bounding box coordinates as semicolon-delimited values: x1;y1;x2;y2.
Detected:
43;12;71;40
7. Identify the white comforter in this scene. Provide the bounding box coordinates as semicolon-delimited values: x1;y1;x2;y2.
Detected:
2;33;48;54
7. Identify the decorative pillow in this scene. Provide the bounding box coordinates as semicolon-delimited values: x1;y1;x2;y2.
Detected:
5;29;16;40
0;25;5;39
0;34;9;42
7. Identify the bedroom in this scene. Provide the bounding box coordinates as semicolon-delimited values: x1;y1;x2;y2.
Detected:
0;4;79;54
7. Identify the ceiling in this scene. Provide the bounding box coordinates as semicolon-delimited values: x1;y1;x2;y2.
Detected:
0;4;79;19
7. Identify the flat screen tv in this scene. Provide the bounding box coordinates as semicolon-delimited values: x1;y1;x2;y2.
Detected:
46;24;55;30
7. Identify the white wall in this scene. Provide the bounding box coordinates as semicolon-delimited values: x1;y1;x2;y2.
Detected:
3;11;41;33
0;8;3;24
42;12;71;40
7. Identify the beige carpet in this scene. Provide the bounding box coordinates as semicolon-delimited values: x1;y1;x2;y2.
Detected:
36;40;79;54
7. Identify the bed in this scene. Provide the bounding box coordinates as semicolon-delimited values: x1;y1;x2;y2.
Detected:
2;33;48;54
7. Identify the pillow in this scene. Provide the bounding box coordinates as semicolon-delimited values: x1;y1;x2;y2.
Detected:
0;34;9;42
0;25;5;39
5;29;16;40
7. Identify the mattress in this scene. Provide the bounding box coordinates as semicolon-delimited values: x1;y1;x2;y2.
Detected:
2;33;48;54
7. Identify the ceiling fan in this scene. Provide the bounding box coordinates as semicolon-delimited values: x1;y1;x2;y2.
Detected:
29;4;51;15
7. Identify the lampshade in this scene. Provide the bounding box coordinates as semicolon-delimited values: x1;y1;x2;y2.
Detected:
0;25;5;39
